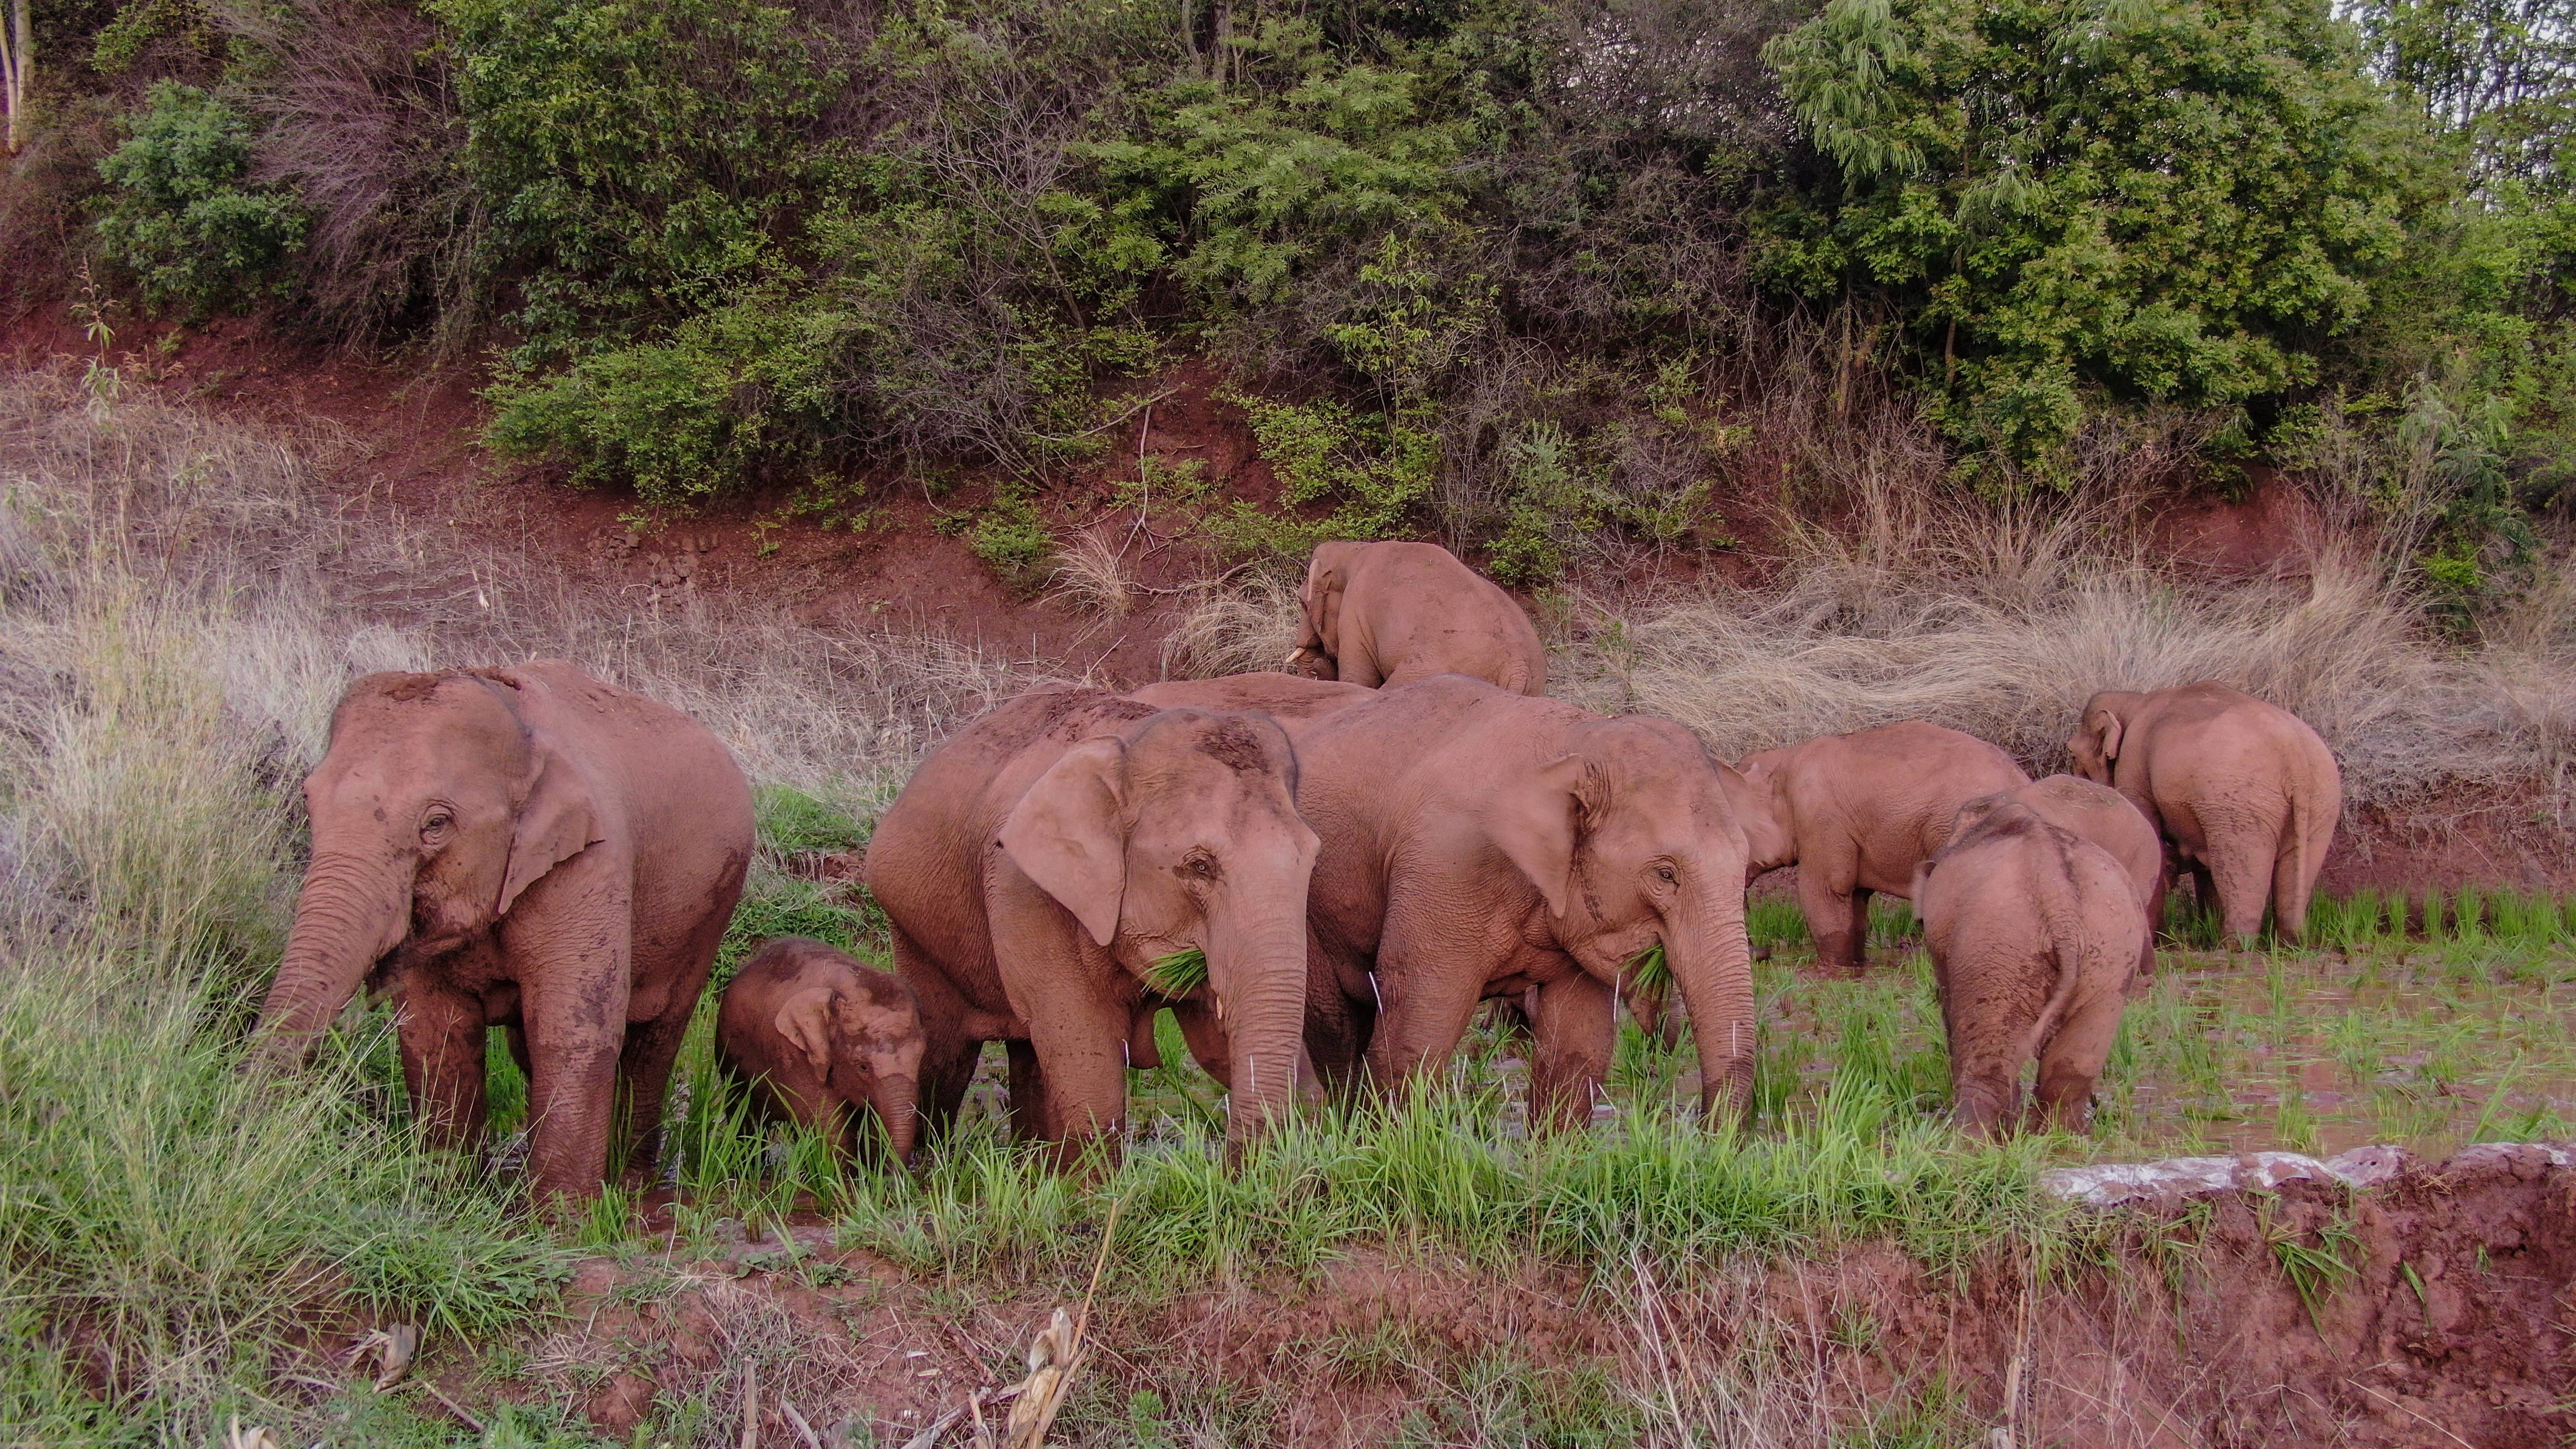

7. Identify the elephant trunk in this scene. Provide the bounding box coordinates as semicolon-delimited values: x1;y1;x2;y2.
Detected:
1207;896;1310;1155
1665;886;1760;1123
253;851;413;1067
872;1074;920;1166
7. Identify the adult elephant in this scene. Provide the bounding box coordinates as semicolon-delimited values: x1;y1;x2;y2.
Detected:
864;687;1318;1164
250;663;753;1202
2066;682;2341;948
1287;541;1548;695
1141;674;1772;1125
1735;721;2030;976
1951;774;2165;979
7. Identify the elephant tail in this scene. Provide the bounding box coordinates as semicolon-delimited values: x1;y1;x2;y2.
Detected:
2271;787;2327;943
2021;847;2095;1065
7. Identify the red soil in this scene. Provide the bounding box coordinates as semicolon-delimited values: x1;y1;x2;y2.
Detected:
321;1145;2569;1447
3;312;2566;889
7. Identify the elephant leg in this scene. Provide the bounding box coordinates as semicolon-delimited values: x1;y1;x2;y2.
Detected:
891;925;981;1146
1126;1007;1166;1072
1303;940;1375;1101
396;977;488;1155
1027;999;1132;1169
2033;976;2126;1134
1797;855;1867;977
1938;952;2025;1139
915;1031;981;1146
1005;1040;1052;1143
504;1022;534;1080
513;948;630;1202
1527;971;1615;1132
2204;843;2272;950
612;1010;693;1182
1170;1002;1232;1088
1361;918;1493;1102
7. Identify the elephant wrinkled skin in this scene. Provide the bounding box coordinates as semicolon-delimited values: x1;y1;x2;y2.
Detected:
251;662;754;1201
1736;721;2030;976
717;937;926;1167
1289;541;1548;695
863;686;1319;1164
2067;683;2341;948
1144;674;1765;1125
1952;774;2164;978
1914;800;2146;1136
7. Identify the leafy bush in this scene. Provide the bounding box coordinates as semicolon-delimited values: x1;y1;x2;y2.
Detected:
1762;0;2427;485
485;293;846;506
94;83;308;314
429;0;830;366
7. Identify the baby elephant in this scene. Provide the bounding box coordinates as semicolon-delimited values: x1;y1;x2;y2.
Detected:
1289;540;1547;694
1913;801;2146;1136
717;938;926;1166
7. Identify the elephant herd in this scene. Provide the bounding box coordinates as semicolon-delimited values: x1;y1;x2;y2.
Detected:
247;541;2343;1199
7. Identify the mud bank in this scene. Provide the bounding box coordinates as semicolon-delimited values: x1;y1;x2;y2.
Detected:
439;1145;2573;1446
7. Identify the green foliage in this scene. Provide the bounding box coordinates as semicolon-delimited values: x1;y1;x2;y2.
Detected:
485;294;846;507
1764;0;2426;483
429;0;828;366
94;83;308;315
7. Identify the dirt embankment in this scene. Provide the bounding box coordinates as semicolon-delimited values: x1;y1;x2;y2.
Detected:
381;1147;2568;1447
6;313;2568;895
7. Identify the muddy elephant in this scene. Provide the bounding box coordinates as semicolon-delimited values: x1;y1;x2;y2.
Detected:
1914;799;2146;1135
1951;774;2163;977
717;937;926;1166
1143;673;1766;1125
1287;541;1547;695
250;662;754;1201
863;687;1319;1164
1735;721;2030;976
2066;683;2340;947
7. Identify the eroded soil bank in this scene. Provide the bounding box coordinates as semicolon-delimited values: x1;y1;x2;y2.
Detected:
389;1145;2575;1446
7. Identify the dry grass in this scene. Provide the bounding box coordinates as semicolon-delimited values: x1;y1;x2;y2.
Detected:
0;371;1054;808
1046;523;1141;617
1159;572;1302;679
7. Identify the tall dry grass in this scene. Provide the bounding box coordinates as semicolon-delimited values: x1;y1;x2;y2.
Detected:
1169;448;2575;828
0;369;1055;1440
1598;473;2575;821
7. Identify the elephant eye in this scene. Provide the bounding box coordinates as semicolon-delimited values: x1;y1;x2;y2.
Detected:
1654;864;1678;884
420;810;454;840
1182;853;1220;880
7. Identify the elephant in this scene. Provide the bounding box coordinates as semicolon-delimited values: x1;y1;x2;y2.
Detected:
250;662;754;1201
1950;774;2163;978
716;937;926;1166
2066;683;2341;948
1913;798;2147;1135
1139;673;1769;1125
1734;721;2030;976
1286;541;1548;695
863;686;1319;1164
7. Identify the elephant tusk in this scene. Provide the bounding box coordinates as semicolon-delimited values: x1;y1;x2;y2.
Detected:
1283;647;1307;665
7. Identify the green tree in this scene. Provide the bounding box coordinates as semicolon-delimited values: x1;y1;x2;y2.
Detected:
1763;0;2427;483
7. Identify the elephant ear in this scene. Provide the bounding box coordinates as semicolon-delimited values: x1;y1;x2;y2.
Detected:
773;986;840;1080
2087;707;2125;768
1713;763;1792;872
1488;752;1590;919
497;731;604;916
1299;545;1348;653
999;736;1129;948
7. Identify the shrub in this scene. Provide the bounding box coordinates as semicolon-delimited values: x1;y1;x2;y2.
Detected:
1762;0;2427;484
429;0;830;366
94;83;308;314
484;293;847;506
